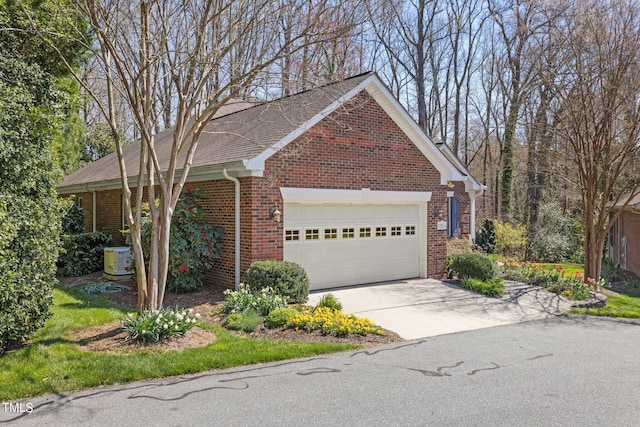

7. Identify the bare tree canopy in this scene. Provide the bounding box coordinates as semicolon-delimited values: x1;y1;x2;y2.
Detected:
550;0;640;280
28;0;362;310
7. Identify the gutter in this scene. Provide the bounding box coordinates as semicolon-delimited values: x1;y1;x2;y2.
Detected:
223;168;241;288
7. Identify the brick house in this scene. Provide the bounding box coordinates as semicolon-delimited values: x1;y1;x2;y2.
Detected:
609;192;640;278
58;72;484;291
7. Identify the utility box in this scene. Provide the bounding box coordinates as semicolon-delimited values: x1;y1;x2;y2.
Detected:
103;246;133;280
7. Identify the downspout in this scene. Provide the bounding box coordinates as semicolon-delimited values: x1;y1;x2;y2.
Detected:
92;191;97;232
223;169;241;288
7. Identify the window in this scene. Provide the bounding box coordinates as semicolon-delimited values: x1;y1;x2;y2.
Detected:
391;226;402;236
324;228;338;240
405;225;416;236
285;229;300;241
305;229;320;241
342;227;355;239
359;226;372;238
375;226;387;237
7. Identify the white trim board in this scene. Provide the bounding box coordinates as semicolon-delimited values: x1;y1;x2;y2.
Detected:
280;187;432;204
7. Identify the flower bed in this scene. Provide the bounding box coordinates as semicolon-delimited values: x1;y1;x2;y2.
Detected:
495;259;603;300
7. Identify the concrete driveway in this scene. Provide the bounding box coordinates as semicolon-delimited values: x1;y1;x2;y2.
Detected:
307;278;572;339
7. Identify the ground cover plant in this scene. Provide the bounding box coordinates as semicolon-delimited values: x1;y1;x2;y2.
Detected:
459;277;505;298
496;259;600;300
0;284;358;401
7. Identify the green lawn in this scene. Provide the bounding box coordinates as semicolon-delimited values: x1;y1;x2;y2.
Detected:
570;290;640;318
537;262;584;276
536;263;640;317
0;284;356;401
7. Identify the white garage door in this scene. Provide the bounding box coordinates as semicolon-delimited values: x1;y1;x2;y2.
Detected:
284;204;421;290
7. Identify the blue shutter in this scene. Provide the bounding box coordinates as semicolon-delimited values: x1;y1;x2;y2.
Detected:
451;197;459;237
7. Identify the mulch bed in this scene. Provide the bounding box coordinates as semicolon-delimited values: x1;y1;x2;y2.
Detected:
58;271;402;353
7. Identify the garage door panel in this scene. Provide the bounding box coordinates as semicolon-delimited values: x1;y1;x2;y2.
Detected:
284;203;421;290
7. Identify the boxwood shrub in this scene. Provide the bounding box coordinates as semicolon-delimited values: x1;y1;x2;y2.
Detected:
449;252;494;281
247;260;310;304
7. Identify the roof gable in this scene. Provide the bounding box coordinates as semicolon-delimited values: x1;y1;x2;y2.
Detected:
58;72;483;194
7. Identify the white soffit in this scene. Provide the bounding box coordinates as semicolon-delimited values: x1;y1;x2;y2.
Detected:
280;187;432;204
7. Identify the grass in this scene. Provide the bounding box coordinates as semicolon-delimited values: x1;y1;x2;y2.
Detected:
537;262;584;276
570;290;640;318
0;284;357;401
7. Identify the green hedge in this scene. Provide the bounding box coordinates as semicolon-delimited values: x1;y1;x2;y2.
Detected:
61;232;112;276
246;260;310;304
0;197;59;353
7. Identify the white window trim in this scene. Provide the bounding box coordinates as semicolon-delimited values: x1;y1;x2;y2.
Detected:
323;227;339;241
374;225;388;238
304;228;321;242
285;228;301;242
341;226;356;239
358;226;373;239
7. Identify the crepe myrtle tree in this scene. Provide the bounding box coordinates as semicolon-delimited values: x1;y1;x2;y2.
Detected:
551;0;640;281
27;0;362;310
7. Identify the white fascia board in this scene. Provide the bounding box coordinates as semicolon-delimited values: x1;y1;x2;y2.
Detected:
56;161;248;194
280;187;431;204
245;75;379;173
465;179;487;195
364;80;466;185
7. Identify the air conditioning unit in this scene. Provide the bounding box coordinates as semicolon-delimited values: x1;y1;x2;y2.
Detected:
103;246;133;280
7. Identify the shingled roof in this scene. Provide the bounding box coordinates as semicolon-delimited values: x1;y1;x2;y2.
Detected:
58;72;375;192
58;71;484;195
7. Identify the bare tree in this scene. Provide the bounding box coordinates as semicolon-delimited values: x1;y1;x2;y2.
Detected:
32;0;357;310
368;0;445;137
551;0;640;280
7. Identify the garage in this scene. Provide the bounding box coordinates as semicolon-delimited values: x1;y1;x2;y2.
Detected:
281;188;430;290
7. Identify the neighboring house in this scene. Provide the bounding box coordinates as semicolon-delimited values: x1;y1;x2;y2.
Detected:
609;192;640;278
58;72;484;291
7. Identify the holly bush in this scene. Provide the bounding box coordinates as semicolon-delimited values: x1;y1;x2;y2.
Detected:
140;186;224;292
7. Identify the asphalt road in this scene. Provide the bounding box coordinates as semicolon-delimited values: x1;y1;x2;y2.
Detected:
3;315;640;427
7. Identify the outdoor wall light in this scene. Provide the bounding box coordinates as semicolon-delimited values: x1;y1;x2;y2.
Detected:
434;207;443;220
269;206;282;223
447;181;455;188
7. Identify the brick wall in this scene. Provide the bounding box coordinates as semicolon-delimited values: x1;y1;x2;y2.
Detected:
76;89;472;289
257;91;451;279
